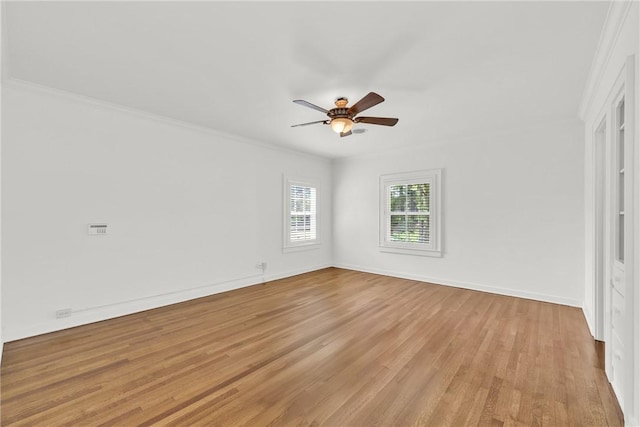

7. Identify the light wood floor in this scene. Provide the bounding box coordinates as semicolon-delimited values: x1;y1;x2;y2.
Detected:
1;268;623;426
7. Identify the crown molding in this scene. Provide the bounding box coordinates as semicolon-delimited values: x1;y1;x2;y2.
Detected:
4;77;332;164
579;1;634;120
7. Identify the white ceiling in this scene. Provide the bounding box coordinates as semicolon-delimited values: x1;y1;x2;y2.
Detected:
4;1;609;159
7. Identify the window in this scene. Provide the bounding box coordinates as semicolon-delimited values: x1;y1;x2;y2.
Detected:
284;177;319;251
614;96;625;264
380;169;442;257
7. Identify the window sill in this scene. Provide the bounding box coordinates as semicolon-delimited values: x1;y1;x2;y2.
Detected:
379;245;442;257
283;243;321;254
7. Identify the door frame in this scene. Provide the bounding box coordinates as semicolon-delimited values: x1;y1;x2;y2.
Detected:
593;115;608;343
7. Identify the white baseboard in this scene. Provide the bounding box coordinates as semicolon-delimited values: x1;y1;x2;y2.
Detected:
263;264;332;283
4;263;582;342
582;303;595;338
4;264;332;342
333;263;583;307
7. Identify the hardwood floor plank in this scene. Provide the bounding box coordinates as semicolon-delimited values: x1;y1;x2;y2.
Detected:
1;268;623;426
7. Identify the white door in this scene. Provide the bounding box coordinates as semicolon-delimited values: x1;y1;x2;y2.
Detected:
609;85;626;404
603;55;635;415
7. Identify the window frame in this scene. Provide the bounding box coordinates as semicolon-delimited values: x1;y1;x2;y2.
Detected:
283;176;320;252
379;169;442;257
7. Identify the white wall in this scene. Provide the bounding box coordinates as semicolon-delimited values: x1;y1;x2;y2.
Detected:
333;120;585;306
1;81;332;341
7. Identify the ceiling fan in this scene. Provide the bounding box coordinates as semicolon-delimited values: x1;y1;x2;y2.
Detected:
291;92;399;137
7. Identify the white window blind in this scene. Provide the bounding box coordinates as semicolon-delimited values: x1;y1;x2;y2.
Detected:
387;183;430;244
284;177;319;251
289;184;317;242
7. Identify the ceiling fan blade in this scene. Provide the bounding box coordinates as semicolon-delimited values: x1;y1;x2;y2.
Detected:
340;130;352;138
291;120;328;127
293;99;329;114
354;116;399;126
348;92;385;115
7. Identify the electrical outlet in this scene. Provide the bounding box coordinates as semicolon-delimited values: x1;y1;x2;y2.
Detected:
56;308;72;319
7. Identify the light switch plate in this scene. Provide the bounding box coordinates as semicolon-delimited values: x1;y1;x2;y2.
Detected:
88;223;108;235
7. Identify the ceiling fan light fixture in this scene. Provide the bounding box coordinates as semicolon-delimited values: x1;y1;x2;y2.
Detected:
330;117;353;134
292;92;397;137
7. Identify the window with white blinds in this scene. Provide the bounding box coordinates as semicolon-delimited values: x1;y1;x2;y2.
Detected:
284;177;319;251
380;170;442;257
614;96;625;264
